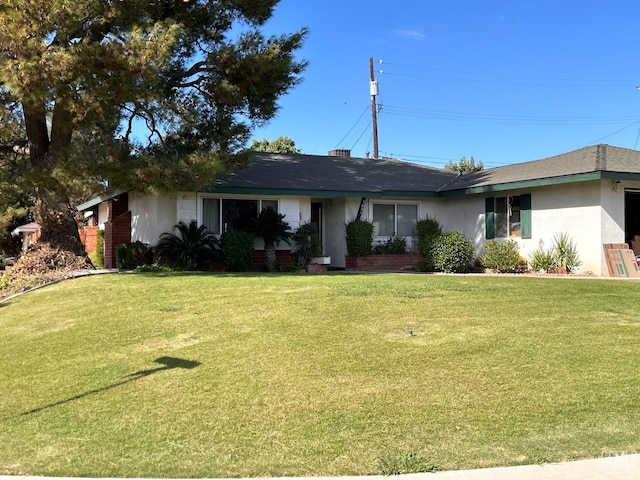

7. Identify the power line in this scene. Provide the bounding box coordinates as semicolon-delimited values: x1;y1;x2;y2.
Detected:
382;104;638;126
333;104;369;148
379;61;636;89
584;120;640;145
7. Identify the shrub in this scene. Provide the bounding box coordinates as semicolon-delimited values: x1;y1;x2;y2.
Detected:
528;234;582;274
373;236;407;254
553;232;582;273
89;229;104;268
416;217;442;271
155;220;219;270
431;231;474;273
134;263;173;273
291;222;319;269
480;239;522;273
345;219;374;257
116;241;154;270
529;247;558;273
221;230;255;272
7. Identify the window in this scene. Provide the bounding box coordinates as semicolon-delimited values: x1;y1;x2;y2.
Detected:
202;198;279;234
202;198;221;234
485;194;531;239
372;203;418;237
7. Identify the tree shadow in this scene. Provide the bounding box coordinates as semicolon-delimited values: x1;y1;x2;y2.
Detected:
17;356;201;417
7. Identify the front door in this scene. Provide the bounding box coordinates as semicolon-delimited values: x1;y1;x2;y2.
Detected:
311;202;322;254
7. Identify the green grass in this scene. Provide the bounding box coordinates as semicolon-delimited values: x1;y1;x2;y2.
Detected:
1;272;640;477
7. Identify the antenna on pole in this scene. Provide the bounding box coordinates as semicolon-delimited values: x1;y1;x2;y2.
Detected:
369;57;379;159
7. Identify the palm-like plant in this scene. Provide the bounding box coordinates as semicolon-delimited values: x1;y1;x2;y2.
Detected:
552;232;582;273
292;222;319;269
155;220;219;270
252;207;292;272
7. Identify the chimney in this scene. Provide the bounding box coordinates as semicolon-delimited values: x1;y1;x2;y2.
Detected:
328;149;351;158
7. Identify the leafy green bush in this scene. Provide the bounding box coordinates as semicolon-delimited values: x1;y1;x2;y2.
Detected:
480;239;522;273
432;231;474;273
416;217;442;271
115;241;154;270
89;229;104;268
345;219;374;257
155;220;219;270
373;236;407;254
291;222;319;269
220;230;255;272
134;263;174;273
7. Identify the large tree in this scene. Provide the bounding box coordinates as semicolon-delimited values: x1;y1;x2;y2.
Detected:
444;156;484;174
0;1;307;264
250;136;302;154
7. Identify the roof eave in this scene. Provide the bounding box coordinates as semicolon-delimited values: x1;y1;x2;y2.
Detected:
439;172;605;196
77;189;126;211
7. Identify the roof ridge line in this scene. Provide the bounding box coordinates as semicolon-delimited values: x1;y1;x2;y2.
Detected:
596;144;607;170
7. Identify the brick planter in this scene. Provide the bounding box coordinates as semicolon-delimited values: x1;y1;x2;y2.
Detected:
346;254;421;272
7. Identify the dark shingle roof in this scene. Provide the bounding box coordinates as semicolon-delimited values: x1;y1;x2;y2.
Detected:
211;152;457;196
205;145;640;197
440;144;640;193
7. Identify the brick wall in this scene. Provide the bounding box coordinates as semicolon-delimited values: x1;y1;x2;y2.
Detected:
210;250;294;271
104;211;132;269
80;226;99;254
345;254;421;272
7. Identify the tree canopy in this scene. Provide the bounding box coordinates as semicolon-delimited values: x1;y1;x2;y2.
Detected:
0;0;307;258
250;136;302;154
444;156;484;174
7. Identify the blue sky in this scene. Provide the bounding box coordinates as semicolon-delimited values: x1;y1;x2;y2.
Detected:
251;1;640;168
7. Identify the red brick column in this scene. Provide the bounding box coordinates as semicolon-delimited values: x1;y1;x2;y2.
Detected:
104;211;132;269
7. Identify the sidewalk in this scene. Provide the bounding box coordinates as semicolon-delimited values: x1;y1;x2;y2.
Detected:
2;454;639;480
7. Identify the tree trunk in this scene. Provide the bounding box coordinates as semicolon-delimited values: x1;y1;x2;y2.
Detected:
264;241;278;272
33;187;87;257
20;100;90;266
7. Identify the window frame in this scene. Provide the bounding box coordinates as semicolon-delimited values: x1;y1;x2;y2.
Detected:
200;196;280;235
371;202;419;238
485;194;531;239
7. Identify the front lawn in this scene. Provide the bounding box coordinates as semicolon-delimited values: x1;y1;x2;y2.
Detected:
1;273;639;477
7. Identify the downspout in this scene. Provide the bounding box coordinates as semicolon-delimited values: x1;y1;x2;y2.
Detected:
356;197;366;221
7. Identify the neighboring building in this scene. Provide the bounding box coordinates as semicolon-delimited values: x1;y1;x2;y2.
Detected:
11;222;41;252
77;144;640;276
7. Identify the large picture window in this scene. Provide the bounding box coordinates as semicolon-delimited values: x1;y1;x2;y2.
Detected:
485;194;531;239
202;198;278;234
372;203;418;237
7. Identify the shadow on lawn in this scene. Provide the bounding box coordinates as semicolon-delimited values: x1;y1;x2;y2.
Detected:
17;356;201;417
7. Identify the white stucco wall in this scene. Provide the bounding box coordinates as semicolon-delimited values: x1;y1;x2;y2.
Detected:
142;180;633;275
130;192;177;245
97;202;109;228
177;192;198;224
442;180;628;276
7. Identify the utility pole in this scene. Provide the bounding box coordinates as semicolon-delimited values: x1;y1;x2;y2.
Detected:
369;57;379;159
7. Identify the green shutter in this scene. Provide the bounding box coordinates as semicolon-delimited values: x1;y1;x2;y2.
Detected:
485;197;495;239
520;194;531;239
